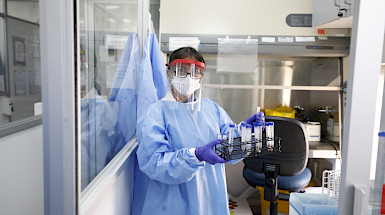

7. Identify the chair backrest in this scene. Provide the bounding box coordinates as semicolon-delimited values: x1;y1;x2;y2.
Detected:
243;116;309;176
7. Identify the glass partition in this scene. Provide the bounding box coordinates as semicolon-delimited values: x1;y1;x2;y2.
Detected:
0;18;5;95
0;2;41;130
6;18;40;121
0;0;3;13
6;0;39;24
78;0;139;190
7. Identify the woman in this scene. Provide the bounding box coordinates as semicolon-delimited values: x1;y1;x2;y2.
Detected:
133;47;264;215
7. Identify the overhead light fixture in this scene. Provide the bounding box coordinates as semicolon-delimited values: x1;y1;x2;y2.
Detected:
106;5;120;10
107;18;116;23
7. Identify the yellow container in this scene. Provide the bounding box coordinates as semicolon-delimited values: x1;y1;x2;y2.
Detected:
265;106;295;119
257;186;289;215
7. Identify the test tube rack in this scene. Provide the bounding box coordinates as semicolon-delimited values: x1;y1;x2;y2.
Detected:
215;131;281;161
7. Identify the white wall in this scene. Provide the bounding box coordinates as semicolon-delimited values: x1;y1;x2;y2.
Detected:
83;153;135;215
0;125;43;215
160;0;349;36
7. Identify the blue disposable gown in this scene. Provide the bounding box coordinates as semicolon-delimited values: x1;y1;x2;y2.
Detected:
133;97;235;215
81;89;117;190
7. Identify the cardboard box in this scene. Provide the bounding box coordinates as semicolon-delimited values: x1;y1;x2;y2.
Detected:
304;122;321;142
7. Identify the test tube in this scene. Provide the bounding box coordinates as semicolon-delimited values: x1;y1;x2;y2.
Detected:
255;122;263;150
240;122;246;151
240;122;246;143
246;124;252;154
270;122;275;148
246;124;252;142
216;134;223;156
266;122;275;148
222;134;227;140
229;124;235;144
229;124;235;153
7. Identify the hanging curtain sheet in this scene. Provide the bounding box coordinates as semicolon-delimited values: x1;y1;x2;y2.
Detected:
137;32;170;119
108;32;141;155
217;37;259;73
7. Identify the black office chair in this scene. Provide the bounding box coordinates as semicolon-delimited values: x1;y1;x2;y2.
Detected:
243;116;311;215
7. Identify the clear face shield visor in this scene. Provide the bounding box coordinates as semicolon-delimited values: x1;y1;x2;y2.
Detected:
168;59;206;111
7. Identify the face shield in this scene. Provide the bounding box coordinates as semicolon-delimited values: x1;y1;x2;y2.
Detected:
168;59;205;111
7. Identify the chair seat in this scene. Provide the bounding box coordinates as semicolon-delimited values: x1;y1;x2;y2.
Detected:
243;167;312;192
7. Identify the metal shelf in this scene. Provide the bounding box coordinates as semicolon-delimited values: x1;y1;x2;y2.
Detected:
308;141;340;159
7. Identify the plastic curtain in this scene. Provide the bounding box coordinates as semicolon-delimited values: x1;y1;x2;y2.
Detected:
217;37;259;73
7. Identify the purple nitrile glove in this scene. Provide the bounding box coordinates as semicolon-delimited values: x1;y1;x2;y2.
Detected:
245;112;265;132
195;139;228;165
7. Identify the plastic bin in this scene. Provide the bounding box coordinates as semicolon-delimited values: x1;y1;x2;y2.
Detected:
265;106;295;119
289;193;338;215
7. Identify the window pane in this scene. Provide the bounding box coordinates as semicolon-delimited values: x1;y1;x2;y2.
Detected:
149;0;160;39
79;0;138;190
6;0;39;24
0;18;5;95
4;17;41;123
0;0;4;13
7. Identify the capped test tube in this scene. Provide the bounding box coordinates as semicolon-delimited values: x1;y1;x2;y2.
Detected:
216;134;223;156
229;124;235;153
246;124;252;142
240;122;246;152
229;124;235;145
266;122;275;148
255;122;263;150
240;122;246;143
246;124;252;154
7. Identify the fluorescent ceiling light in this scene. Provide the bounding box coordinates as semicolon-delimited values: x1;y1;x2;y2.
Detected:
123;19;131;24
106;5;120;10
107;18;116;23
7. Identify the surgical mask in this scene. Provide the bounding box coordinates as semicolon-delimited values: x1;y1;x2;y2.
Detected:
171;76;201;96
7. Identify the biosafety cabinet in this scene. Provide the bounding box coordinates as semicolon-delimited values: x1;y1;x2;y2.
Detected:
160;0;349;192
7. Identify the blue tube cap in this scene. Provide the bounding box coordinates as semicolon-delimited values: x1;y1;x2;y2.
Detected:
229;123;235;128
246;124;252;128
